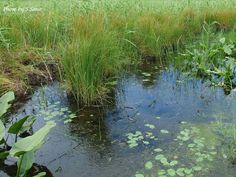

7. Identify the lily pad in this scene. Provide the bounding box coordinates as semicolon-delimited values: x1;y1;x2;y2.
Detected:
160;129;169;134
167;169;176;176
145;161;153;170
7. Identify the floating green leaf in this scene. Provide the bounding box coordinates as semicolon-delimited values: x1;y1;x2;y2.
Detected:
176;168;185;176
157;169;166;175
160;129;169;134
155;116;161;120
143;141;150;145
145;161;153;170
155;154;165;160
167;169;176;176
193;166;202;171
160;158;169;166
184;168;192;175
154;148;163;152
135;174;144;177
145;124;155;129
188;143;195;148
169;160;178;166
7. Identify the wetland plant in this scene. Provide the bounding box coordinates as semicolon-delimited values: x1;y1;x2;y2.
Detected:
0;91;55;177
61;30;127;105
130;124;219;177
1;3;236;104
180;22;236;92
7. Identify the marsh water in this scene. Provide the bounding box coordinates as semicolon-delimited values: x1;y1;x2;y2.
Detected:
1;60;236;177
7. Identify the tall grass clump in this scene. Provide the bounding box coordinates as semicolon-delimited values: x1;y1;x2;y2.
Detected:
61;30;128;105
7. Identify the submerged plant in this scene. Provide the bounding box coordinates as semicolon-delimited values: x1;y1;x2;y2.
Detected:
0;91;55;177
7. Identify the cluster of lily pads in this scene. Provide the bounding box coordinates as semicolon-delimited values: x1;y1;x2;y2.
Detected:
39;101;76;124
126;118;171;148
125;116;222;177
126;131;144;148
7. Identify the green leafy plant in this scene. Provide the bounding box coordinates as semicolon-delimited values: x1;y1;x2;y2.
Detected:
0;91;56;177
180;22;236;92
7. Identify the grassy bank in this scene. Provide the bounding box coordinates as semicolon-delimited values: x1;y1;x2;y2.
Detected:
0;0;236;104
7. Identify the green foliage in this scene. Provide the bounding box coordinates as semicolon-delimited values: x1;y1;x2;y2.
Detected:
8;116;29;134
33;172;47;177
180;22;236;92
39;101;76;124
0;27;11;50
10;121;56;157
0;92;55;177
0;91;14;117
0;120;5;141
126;119;220;177
145;161;153;170
145;123;155;129
135;174;144;177
213;114;236;163
61;30;128;105
126;131;144;148
160;129;169;134
18;116;36;135
1;0;236;103
17;150;35;177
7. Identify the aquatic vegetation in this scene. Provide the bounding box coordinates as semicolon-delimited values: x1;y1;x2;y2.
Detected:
142;72;152;77
1;0;236;103
126;131;144;148
39;101;76;124
213;114;236;163
145;124;155;129
155;116;161;120
0;92;55;177
145;161;153;170
61;30;128;104
180;22;236;93
1;0;236;175
0;91;14;117
128;122;221;177
160;129;169;134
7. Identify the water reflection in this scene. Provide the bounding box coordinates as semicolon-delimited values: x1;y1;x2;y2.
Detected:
1;60;236;176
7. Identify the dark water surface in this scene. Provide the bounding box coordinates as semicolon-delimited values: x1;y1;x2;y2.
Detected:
1;62;236;177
